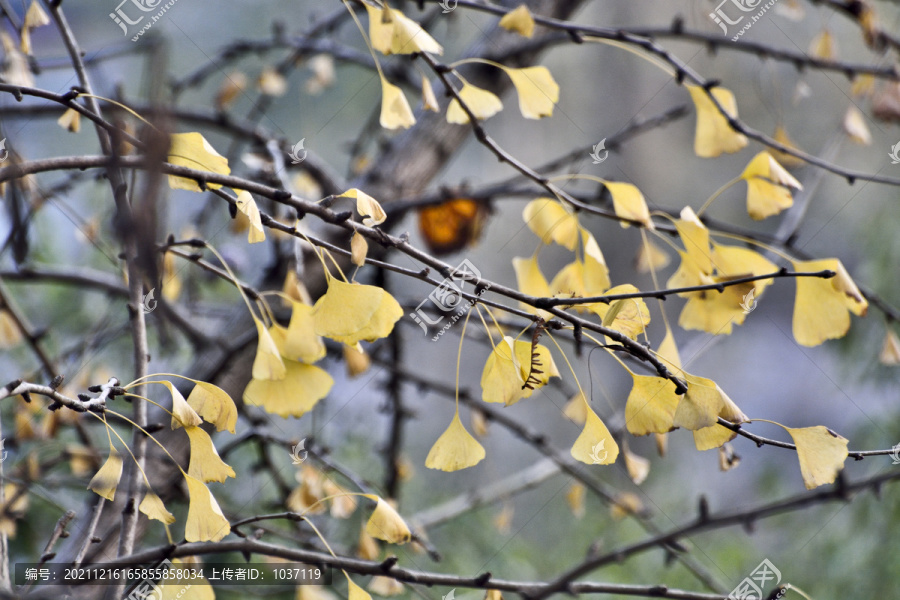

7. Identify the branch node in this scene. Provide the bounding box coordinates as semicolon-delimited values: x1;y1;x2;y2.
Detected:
473;572;492;586
379;556;399;572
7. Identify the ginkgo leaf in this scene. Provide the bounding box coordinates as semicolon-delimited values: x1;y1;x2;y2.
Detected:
161;380;203;429
678;276;755;335
687;85;748;158
426;412;486;472
657;328;682;372
0;310;22;349
252;316;287;380
784;425;849;489
365;4;393;54
57;108;80;133
185;381;238;434
344;343;371;377
692;393;748;451
447;83;503;124
710;242;777;295
363;495;411;543
673;373;732;430
809;29;837;61
880;329;900;365
624;374;681;435
622;443;650;485
157;558;216;600
843;105;872;145
323;479;358;518
635;238;671;273
610;492;644;520
566;482;586;518
571;404;618;465
358;525;381;560
770;125;805;168
284;301;327;364
582;228;612;293
312;279;403;345
183;474;230;542
589;285;650;340
139;492;176;524
666;207;712;291
563;391;588;425
258;66;288;96
380;77;416;130
167;132;230;192
502;66;559;119
364;4;443;56
346;572;374;600
87;449;123;501
792;258;867;346
421;75;440;112
350;231;368;268
340;188;387;227
185;425;236;483
24;1;50;28
480;336;559;405
512;256;552;320
740;152;803;220
235;190;266;243
605;181;653;229
418;198;487;255
368;576;405;596
522;198;579;250
499;4;535;37
244;359;334;418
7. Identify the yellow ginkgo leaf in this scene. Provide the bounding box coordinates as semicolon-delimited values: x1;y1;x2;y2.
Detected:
87;449;123;501
809;29;837;61
512;256;552;320
502;66;559;119
605;181;653;229
421;75;440;112
158;558;216;600
351;231;368;267
312;279;402;345
234;191;265;243
185;381;238;434
843;105;872;145
687;85;748;158
692;393;748;451
340;188;387;227
344;343;371;377
57;108;80;133
447;83;503;124
258;66;288;96
24;0;50;28
480;336;559;405
357;525;381;561
363;495;411;543
522;198;579;250
740;152;803;220
139;492;176;524
345;572;374;600
657;328;682;372
389;9;443;55
252;316;287;380
563;391;587;425
589;285;650;340
185;425;236;483
183;474;230;542
161;380;203;429
365;4;393;55
771;125;805;168
624;374;681;436
167;132;230;192
571;404;618;465
635;238;671;273
499;4;535;37
622;442;650;484
0;310;22;349
678;276;755;335
244;359;334;418
880;329;900;365
566;483;586;519
666;207;712;292
711;242;777;295
785;425;849;489
673;373;732;430
285;301;327;364
610;492;644;520
792;258;867;346
368;576;405;596
426;412;486;471
379;78;416;130
582;229;611;292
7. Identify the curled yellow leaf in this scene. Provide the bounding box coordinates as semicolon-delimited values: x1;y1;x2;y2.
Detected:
447;83;503;124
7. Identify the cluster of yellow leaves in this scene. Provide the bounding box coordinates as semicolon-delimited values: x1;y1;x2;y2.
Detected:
446;65;559;124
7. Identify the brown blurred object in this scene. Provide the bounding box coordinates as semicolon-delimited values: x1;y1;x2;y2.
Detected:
418;198;487;255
